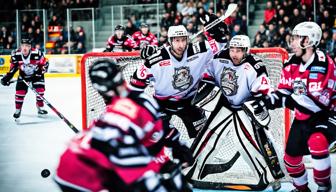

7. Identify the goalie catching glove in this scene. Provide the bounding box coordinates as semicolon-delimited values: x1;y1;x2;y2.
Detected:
140;45;158;59
200;12;228;43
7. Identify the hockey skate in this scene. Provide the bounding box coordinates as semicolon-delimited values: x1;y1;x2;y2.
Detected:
317;184;332;192
13;109;21;121
290;188;311;192
37;107;48;117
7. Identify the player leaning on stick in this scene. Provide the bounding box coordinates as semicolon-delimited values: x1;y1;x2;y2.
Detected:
252;22;336;192
55;59;192;192
1;37;49;119
130;13;228;139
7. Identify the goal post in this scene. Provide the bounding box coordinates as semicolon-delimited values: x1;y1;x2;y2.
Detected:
80;47;291;190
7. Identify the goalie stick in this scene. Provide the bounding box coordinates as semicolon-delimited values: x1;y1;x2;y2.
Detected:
242;101;285;187
22;79;79;133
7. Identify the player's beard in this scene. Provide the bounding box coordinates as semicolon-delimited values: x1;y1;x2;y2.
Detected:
171;45;186;58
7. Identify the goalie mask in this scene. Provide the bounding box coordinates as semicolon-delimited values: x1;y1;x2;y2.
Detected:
229;35;251;65
291;21;322;49
89;59;125;100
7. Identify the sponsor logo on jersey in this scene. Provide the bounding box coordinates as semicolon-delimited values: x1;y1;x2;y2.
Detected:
172;66;193;91
309;73;318;79
218;59;229;64
311;66;326;73
293;79;307;95
149;56;162;65
187;55;199;62
220;67;239;96
308;82;322;92
319;90;330;106
159;60;171;66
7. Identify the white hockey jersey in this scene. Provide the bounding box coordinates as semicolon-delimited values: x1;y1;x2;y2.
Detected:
203;48;272;107
130;41;217;101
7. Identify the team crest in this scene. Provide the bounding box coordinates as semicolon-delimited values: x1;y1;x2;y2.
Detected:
220;67;239;96
293;79;307;95
172;66;193;91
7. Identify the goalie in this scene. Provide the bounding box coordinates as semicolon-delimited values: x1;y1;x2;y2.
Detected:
186;35;284;190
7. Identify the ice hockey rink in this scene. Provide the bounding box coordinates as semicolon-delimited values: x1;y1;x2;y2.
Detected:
0;77;335;192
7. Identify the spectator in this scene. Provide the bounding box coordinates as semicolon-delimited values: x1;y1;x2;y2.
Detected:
5;36;15;49
125;19;138;36
75;26;86;45
264;1;276;25
319;30;330;51
74;42;86;53
231;24;243;36
0;26;10;45
327;30;336;57
176;0;186;13
186;22;196;35
290;8;305;29
49;15;60;26
161;12;173;30
319;10;335;30
34;28;44;46
181;1;196;16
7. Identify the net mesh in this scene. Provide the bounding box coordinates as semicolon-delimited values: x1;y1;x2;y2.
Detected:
81;48;290;187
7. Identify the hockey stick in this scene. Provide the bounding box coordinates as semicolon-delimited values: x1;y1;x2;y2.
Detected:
22;79;79;133
190;3;237;40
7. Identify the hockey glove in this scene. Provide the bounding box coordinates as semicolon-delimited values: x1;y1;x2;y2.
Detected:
140;45;158;60
243;100;271;128
1;75;11;86
200;12;228;43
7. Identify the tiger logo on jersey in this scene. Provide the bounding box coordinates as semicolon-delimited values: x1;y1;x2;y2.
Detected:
172;66;193;91
220;67;239;96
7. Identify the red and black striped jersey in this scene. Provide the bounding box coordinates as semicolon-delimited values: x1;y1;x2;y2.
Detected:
7;48;48;79
277;50;336;119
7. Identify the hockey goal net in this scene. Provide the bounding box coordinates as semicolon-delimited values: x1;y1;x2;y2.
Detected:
81;48;291;190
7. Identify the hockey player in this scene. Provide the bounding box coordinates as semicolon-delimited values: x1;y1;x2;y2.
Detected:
0;37;49;119
130;20;228;138
203;35;272;108
104;24;136;52
55;59;192;192
132;23;158;49
252;22;336;192
186;35;284;189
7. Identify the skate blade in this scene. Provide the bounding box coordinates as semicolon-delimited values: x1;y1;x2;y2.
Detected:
271;180;281;191
14;118;20;123
38;114;47;118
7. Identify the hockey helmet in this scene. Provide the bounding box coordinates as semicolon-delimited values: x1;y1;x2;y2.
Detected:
229;35;251;53
89;59;124;98
21;37;32;45
115;24;125;31
167;25;188;43
292;21;322;49
140;23;149;28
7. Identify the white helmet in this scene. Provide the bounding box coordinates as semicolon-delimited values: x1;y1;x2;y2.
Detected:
229;35;251;53
292;21;322;49
167;25;188;43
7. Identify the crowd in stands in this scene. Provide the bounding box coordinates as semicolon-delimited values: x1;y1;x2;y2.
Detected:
157;0;247;46
253;0;336;62
1;0;336;61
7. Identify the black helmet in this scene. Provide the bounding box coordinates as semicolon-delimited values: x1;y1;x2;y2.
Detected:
140;23;149;28
89;59;124;99
21;37;32;45
115;24;125;31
